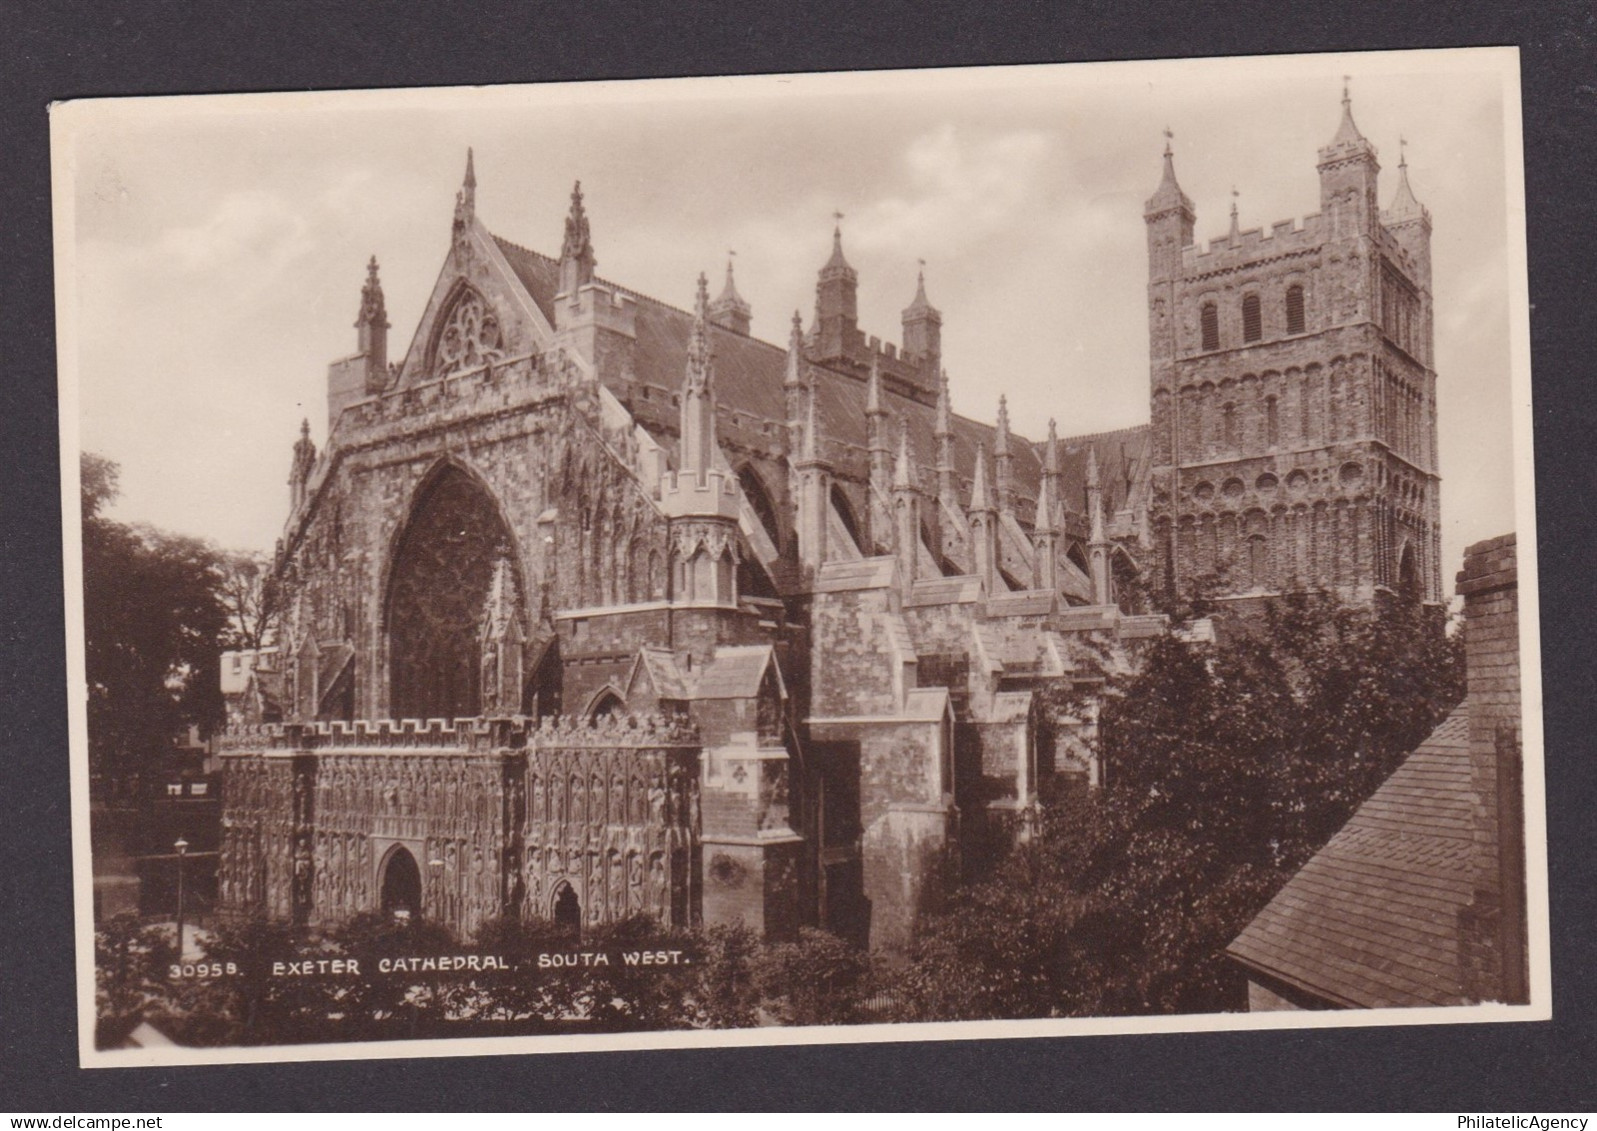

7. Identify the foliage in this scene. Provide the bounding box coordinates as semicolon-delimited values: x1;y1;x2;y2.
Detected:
686;923;763;1029
895;587;1464;1019
159;915;328;1046
751;927;873;1026
81;453;230;787
217;550;280;651
94;913;176;1023
448;914;700;1032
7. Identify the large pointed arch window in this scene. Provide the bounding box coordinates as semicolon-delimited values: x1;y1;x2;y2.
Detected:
387;465;520;720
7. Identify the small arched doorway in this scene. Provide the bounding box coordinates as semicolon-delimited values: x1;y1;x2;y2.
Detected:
380;846;423;918
551;881;581;934
588;689;624;721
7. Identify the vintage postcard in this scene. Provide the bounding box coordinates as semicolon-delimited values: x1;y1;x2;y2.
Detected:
53;47;1546;1069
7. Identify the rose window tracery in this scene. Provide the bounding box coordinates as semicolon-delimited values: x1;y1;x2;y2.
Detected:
432;287;505;377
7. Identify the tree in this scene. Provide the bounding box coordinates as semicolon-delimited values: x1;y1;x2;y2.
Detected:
94;912;175;1031
217;549;280;651
81;453;230;789
897;587;1465;1019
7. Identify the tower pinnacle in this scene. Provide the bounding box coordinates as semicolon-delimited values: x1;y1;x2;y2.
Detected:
687;271;712;391
1388;137;1428;222
825;213;850;272
355;256;390;393
1325;75;1371;151
1145;131;1194;219
802;374;823;465
893;419;917;491
815;213;860;358
970;445;994;514
901;257;943;372
558;180;596;297
935;369;956;500
708;250;752;334
453;148;478;234
866;353;885;419
357;256;388;330
678;272;717;481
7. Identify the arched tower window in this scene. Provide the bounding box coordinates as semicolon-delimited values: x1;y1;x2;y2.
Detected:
1265;396;1279;448
387;465;519;720
1200;303;1219;352
1242;293;1262;343
1398;542;1420;602
1285;285;1306;335
1247;535;1269;591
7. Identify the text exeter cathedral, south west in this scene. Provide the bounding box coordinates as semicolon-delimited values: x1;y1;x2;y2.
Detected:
219;88;1441;949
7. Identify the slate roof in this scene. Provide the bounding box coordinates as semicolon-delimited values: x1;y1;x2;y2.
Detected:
631;646;689;701
693;645;779;700
491;234;1147;522
1226;706;1478;1008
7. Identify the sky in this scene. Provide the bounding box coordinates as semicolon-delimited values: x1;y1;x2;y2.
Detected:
56;48;1529;587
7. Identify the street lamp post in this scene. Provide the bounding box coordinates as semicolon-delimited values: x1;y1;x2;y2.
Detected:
173;837;189;962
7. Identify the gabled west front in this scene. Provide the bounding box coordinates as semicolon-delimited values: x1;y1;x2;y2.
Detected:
220;91;1439;950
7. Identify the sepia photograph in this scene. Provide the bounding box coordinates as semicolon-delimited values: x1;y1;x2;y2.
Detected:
52;46;1545;1070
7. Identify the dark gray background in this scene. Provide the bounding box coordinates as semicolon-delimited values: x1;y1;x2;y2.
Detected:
3;0;1592;1111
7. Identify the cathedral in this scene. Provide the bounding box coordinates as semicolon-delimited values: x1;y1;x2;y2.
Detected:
219;89;1440;950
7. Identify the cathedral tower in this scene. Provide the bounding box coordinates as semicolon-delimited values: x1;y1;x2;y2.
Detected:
1145;87;1442;607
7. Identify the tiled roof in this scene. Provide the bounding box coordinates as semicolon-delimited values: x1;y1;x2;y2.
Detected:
903;686;951;722
905;575;983;607
491;234;1147;520
1226;706;1478;1008
693;645;779;701
631;646;689;702
814;557;898;593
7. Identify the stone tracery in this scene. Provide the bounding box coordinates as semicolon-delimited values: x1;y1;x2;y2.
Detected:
432;286;505;378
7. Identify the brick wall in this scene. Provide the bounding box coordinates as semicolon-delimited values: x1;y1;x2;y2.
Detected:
1456;532;1528;1003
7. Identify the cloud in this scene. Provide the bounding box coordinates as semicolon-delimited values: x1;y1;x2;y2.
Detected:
854;125;1055;256
155;189;316;278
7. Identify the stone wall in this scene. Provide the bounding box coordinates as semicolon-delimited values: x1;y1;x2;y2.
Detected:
218;713;701;940
1146;150;1441;605
1457;533;1528;1003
